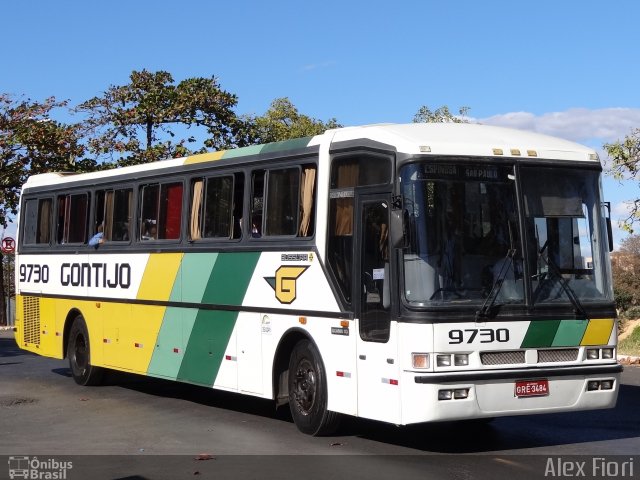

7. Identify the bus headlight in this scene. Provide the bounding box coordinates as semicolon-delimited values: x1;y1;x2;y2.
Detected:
437;355;452;367
601;348;614;359
454;354;469;366
586;348;600;360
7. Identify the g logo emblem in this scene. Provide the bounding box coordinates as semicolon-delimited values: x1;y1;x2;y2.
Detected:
264;266;308;304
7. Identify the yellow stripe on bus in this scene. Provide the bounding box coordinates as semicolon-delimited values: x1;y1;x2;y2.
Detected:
115;253;184;373
183;151;225;165
580;318;615;346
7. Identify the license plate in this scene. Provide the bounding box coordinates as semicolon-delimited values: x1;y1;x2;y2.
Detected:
515;379;549;397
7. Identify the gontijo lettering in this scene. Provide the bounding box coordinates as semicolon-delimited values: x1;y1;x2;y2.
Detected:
60;262;131;289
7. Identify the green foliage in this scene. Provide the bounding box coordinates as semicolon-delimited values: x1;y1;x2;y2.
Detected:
413;105;470;124
0;94;88;228
604;129;640;233
618;322;640;356
612;235;640;315
77;70;241;166
244;98;341;144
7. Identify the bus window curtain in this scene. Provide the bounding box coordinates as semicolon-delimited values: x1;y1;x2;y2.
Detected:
335;163;358;236
299;167;316;237
104;191;114;240
38;200;51;243
191;179;203;240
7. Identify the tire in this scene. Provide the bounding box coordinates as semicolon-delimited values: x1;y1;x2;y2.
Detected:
68;315;104;386
288;339;340;436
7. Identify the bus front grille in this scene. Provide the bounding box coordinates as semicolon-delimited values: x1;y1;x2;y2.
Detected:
22;296;41;345
537;348;579;363
480;351;525;365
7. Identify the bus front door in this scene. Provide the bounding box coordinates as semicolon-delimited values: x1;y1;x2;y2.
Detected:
355;195;401;423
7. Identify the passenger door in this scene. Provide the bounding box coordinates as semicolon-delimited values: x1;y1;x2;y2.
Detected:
355;194;401;423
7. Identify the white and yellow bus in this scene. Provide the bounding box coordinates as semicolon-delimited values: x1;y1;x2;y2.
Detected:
14;123;621;435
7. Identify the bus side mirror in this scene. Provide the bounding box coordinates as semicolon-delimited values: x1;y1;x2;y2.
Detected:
390;210;406;249
603;202;614;252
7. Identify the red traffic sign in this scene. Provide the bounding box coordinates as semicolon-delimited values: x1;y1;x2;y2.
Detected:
1;237;15;254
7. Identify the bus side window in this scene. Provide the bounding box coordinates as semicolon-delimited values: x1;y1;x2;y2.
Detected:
251;171;264;237
57;193;89;244
22;198;52;245
140;183;182;241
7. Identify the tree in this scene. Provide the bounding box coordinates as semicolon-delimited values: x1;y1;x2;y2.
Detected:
77;70;241;166
413;105;470;123
244;98;341;144
611;234;640;314
0;94;87;324
604;129;640;233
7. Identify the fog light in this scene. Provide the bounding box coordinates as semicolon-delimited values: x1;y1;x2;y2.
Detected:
586;348;600;360
454;354;469;366
600;379;614;390
601;348;614;359
437;355;452;367
587;380;601;391
438;389;453;400
412;353;430;369
454;388;469;399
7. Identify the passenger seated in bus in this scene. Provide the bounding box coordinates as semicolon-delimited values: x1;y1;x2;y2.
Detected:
142;221;157;240
88;224;104;248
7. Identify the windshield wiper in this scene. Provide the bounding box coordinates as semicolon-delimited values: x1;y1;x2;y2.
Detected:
475;248;516;321
536;248;589;320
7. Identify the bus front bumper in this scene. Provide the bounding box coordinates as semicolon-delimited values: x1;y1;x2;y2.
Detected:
401;364;622;425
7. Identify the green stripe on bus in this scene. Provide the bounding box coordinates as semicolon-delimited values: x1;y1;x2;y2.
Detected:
177;252;260;386
520;320;561;348
551;319;589;347
147;253;220;379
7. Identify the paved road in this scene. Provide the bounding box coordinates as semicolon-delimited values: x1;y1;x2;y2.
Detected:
1;330;639;479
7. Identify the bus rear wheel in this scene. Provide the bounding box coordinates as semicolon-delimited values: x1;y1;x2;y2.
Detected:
288;339;340;436
68;315;104;386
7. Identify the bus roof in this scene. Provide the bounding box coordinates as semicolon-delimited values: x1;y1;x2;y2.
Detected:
23;123;599;189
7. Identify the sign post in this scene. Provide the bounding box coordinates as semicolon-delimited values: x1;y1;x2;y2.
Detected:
1;237;15;325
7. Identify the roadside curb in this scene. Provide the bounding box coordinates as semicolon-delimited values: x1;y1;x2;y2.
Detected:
618;355;640;365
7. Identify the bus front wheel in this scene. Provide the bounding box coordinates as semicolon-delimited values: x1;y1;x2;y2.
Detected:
287;339;340;436
68;315;104;386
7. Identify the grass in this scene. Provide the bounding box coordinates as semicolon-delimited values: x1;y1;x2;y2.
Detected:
619;324;640;356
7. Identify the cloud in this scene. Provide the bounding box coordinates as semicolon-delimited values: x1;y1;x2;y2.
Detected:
300;61;336;72
475;108;640;144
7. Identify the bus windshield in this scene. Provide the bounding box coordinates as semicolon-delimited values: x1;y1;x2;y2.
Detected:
400;162;612;308
400;163;523;306
521;166;611;306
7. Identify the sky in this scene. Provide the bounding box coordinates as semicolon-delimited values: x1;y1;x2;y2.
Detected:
1;0;639;248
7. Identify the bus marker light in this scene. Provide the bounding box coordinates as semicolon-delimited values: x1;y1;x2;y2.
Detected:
173;348;181;354
336;371;351;378
134;343;143;348
56;332;61;336
340;320;349;328
419;145;431;153
493;148;504;155
299;316;307;325
412;353;429;369
382;378;399;385
437;355;452;367
600;380;614;390
527;150;538;157
96;302;101;308
103;339;111;344
42;330;47;335
454;388;469;399
225;355;236;361
510;149;521;156
438;390;453;400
